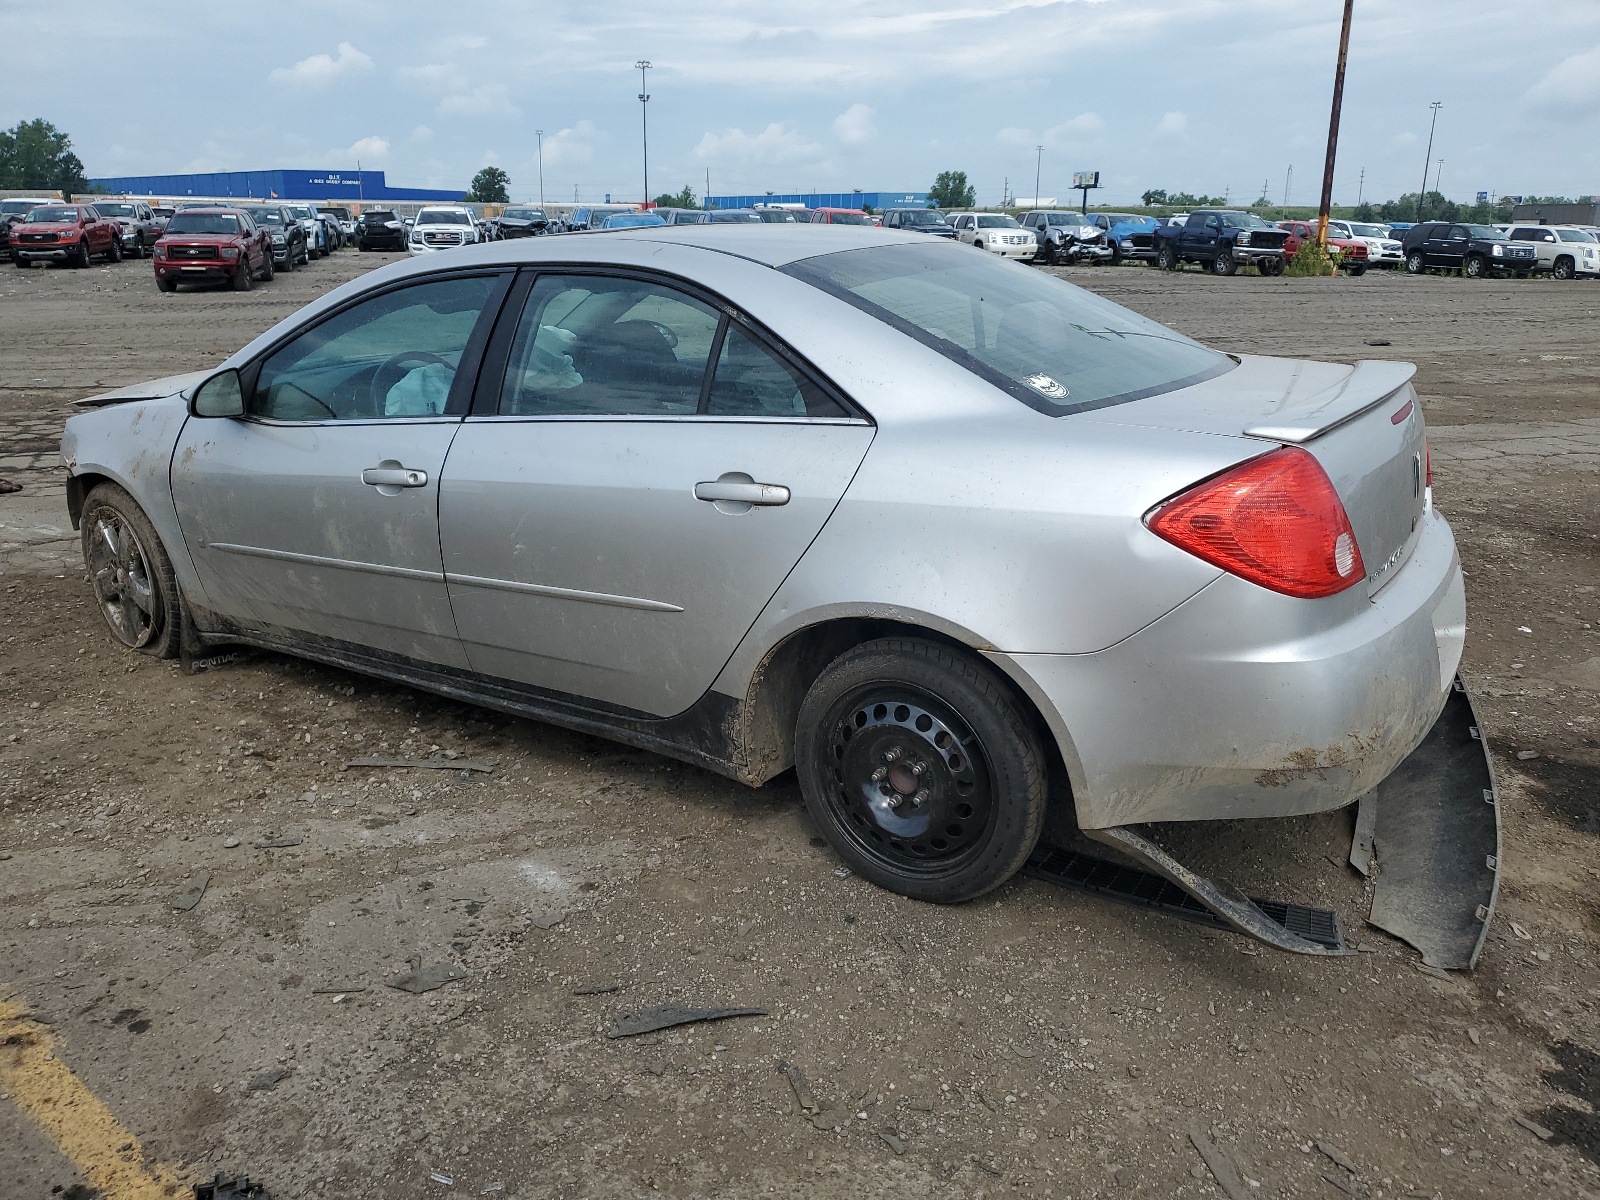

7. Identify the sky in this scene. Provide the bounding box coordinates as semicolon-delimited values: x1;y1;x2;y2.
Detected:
6;0;1600;207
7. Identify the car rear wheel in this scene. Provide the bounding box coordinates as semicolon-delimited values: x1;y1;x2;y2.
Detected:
1156;243;1179;271
1406;251;1426;274
1464;254;1486;279
80;482;182;659
795;637;1048;904
1552;257;1575;281
1212;250;1236;276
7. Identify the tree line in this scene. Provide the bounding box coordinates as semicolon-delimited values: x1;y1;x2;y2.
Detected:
0;120;89;197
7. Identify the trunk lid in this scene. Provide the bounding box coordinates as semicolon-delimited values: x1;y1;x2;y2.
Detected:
1086;354;1428;597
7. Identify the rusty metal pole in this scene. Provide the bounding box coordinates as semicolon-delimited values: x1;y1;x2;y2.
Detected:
1316;0;1355;248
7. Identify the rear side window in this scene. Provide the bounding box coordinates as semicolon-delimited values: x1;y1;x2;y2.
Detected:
783;241;1232;416
707;324;846;418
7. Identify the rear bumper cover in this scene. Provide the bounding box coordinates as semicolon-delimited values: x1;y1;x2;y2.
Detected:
1003;506;1465;829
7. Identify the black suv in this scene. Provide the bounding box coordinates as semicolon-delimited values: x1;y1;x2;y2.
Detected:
880;208;956;238
238;205;309;270
356;210;408;251
1401;222;1538;278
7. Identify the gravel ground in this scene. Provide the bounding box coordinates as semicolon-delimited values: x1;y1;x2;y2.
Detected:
1;251;1596;1200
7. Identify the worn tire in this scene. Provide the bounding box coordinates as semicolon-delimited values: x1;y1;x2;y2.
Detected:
795;637;1048;905
1156;243;1179;271
1406;250;1426;275
80;482;183;659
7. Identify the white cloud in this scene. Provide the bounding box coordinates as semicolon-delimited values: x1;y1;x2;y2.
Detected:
411;125;434;143
1524;43;1600;115
1047;112;1104;141
343;135;390;162
542;121;605;167
1154;111;1188;138
269;42;373;89
438;84;521;118
694;123;826;166
833;103;876;145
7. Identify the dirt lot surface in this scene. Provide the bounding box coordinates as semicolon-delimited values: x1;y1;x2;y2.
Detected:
1;252;1597;1200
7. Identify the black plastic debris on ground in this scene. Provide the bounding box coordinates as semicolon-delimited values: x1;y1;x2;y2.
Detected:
607;1005;766;1038
194;1175;271;1200
1022;842;1346;952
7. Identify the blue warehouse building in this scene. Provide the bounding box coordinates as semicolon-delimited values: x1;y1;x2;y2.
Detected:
88;168;464;203
706;191;930;210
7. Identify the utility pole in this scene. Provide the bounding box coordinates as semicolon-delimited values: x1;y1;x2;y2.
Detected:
1433;158;1444;199
705;168;710;209
1315;0;1355;246
1284;165;1293;206
1357;168;1364;207
1034;146;1043;206
636;60;651;206
1418;101;1442;220
535;131;545;208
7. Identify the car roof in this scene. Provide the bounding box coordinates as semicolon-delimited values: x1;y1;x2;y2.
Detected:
170;206;244;214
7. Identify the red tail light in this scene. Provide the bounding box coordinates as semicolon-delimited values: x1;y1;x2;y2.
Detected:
1145;447;1365;599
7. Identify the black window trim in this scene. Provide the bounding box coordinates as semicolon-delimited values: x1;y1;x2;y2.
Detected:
236;266;515;424
466;263;870;423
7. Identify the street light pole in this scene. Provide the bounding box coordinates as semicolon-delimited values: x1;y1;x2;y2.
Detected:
1314;0;1355;247
636;60;651;207
535;130;545;208
1418;101;1442;220
1033;145;1043;207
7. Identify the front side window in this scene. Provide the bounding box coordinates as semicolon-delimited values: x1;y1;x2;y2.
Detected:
253;275;499;421
783;241;1232;416
1464;225;1507;240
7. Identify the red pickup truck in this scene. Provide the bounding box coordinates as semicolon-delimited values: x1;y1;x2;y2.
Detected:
152;207;274;292
1277;220;1370;276
9;203;123;268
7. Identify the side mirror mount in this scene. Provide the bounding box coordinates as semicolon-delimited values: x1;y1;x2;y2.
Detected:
191;368;245;418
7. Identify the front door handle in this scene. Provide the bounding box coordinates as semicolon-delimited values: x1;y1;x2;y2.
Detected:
361;466;428;488
694;478;790;506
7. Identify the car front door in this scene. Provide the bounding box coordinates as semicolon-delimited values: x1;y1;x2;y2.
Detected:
438;270;875;716
171;270;510;666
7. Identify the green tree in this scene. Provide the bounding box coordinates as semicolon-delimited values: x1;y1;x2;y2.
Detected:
1141;188;1169;206
463;166;511;204
929;170;976;210
0;119;89;197
653;185;696;209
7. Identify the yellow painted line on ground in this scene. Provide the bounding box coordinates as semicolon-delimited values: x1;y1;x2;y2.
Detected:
0;995;186;1199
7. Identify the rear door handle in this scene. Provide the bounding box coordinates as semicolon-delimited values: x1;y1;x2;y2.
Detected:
693;479;790;506
361;466;428;488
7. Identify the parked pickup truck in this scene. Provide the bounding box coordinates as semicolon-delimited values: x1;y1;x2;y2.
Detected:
1151;209;1290;275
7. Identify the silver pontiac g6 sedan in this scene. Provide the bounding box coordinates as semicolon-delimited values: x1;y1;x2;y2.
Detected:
60;226;1475;945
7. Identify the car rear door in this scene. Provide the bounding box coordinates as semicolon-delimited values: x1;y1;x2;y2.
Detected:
438;269;874;717
1433;225;1468;269
171;270;511;666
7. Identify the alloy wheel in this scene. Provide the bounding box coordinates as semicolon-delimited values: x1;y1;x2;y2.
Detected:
85;510;160;648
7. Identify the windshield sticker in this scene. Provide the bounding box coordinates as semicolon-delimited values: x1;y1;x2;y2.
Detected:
1023;373;1068;400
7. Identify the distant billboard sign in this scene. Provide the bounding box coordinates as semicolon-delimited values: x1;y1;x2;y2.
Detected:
1475;190;1488;204
1071;171;1100;190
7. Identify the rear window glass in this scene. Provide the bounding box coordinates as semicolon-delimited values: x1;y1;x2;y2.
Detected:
782;241;1232;416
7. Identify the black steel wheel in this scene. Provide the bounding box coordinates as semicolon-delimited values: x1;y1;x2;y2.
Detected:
80;482;182;658
796;638;1047;904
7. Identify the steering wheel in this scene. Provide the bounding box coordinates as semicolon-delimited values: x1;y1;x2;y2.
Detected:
634;319;679;348
368;351;454;414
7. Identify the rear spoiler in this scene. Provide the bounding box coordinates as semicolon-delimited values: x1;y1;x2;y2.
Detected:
1243;359;1416;443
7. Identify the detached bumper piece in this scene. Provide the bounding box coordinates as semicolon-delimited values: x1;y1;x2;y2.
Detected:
1360;678;1501;970
194;1175;271;1200
1023;841;1348;952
